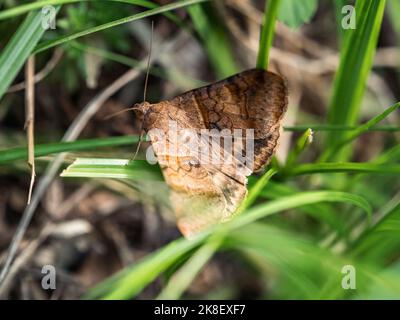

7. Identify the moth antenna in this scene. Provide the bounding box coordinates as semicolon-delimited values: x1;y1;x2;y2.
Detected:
143;20;154;102
132;129;145;161
103;107;137;120
133;20;154;161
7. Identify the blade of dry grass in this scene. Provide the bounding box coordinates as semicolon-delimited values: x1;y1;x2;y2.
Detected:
25;56;35;205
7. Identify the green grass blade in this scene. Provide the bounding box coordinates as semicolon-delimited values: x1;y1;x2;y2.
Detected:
333;0;347;44
284;128;313;168
0;135;140;164
283;124;400;132
236;168;277;214
0;0;182;25
320;102;400;161
33;0;208;54
0;8;58;101
61;158;162;181
156;232;224;300
228;223;400;299
0;0;149;20
351;200;400;258
372;144;400;164
230;191;372;229
326;0;386;161
95;235;206;300
256;0;281;70
61;157;400;183
87;190;371;299
290;162;400;176
258;181;346;232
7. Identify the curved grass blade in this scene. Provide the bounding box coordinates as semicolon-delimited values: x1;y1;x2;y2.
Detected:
0;135;141;164
230;191;372;229
258;181;345;233
156;232;224;300
283;125;400;132
289;162;400;176
350;199;400;258
87;190;371;299
87;235;206;299
228;223;400;299
0;7;59;101
284;128;313;168
33;0;208;54
320;102;400;161
0;0;180;25
236;168;277;214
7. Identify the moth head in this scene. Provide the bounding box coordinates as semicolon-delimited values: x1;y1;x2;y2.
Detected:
133;101;152;115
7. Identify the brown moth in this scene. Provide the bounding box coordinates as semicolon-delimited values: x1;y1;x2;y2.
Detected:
134;68;288;237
